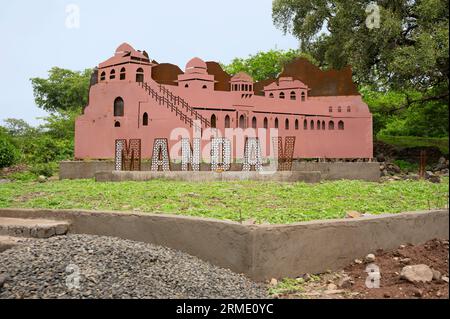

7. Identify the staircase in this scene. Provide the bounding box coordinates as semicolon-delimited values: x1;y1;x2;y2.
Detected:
0;217;70;252
138;81;211;130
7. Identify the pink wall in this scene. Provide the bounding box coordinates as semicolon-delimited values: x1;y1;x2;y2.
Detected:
75;44;373;160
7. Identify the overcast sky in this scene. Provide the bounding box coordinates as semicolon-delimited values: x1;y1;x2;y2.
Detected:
0;0;299;125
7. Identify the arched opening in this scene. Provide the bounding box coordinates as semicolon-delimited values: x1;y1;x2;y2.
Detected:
110;69;116;80
211;114;217;129
322;121;326;130
317;120;321;130
114;121;121;128
100;71;106;81
290;91;296;100
120;67;126;80
269;93;274;98
185;84;189;88
225;115;231;128
304;119;308;130
338;121;345;130
285;119;290;130
202;85;208;89
114;97;124;117
329;121;335;130
136;68;144;83
252;117;257;129
279;92;285;99
143;113;149;126
275;118;279;129
239;115;246;129
295;119;299;130
264;117;268;129
301;92;306;102
310;120;314;130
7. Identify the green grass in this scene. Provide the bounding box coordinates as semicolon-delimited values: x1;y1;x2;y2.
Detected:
377;135;449;154
0;179;448;224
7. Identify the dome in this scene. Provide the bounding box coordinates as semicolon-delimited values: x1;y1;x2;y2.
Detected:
115;43;134;54
186;57;207;73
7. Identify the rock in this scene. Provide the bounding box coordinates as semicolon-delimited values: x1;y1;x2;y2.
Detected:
400;258;412;265
270;278;278;286
442;276;449;283
376;154;386;163
425;171;435;179
365;254;376;263
383;292;391;298
37;175;47;183
412;288;423;298
326;283;337;291
428;176;441;184
302;273;311;282
354;259;363;265
401;265;434;283
0;273;11;288
431;269;442;281
0;179;11;184
337;276;353;289
346;211;362;219
242;218;257;226
388;163;401;174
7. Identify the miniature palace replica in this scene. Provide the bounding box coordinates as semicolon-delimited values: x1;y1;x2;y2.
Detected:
75;43;373;171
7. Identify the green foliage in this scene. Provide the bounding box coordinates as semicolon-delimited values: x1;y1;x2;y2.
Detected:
29;162;57;178
393;160;419;173
222;49;318;81
30;67;92;113
0;133;19;168
377;135;449;155
0;179;448;224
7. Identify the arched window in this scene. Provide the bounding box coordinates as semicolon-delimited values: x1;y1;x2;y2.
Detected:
202;85;208;89
329;106;333;113
114;121;121;128
252;117;257;129
185;84;189;88
329;121;335;130
295;119;299;130
225;115;231;128
264;117;268;129
211;114;217;128
290;91;296;100
114;97;124;117
304;119;308;130
275;118;279;129
120;68;126;80
338;121;345;130
279;92;285;99
322;121;326;130
100;71;106;81
301;92;306;102
136;68;144;83
285;119;290;130
310;120;314;130
269;93;274;98
239;115;246;129
338;106;342;113
110;69;116;80
143;112;149;126
317;120;321;130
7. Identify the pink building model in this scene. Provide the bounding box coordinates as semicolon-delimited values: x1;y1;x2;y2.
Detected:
75;43;373;161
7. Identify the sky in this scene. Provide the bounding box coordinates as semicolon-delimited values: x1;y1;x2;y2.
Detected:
0;0;299;126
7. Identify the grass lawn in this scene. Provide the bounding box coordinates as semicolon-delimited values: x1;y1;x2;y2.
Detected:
0;179;448;224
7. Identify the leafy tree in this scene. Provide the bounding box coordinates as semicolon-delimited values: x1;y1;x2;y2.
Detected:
222;49;318;81
273;0;449;108
31;67;92;112
0;130;19;168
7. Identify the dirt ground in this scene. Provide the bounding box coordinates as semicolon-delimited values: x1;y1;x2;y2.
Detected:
277;239;449;299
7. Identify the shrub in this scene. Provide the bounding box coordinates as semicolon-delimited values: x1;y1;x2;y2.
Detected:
0;136;19;168
30;162;57;177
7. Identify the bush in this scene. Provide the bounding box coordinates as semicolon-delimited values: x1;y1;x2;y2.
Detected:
30;162;57;177
0;136;19;168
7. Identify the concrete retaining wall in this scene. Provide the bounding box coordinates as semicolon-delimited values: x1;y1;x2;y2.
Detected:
95;171;322;183
1;209;446;281
60;161;380;182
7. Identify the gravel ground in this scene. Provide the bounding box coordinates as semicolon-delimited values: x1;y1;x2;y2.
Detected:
0;235;268;299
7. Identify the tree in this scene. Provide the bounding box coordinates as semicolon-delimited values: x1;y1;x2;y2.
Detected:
222;49;318;81
31;67;92;112
272;0;449;105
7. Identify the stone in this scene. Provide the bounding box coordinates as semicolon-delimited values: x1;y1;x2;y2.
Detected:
431;269;442;281
37;175;47;183
365;254;376;263
401;265;434;283
354;259;363;265
0;179;11;184
442;276;449;283
428;176;441;184
376;154;385;163
326;283;337;291
302;273;311;282
412;288;423;298
270;278;278;286
346;211;362;219
337;275;353;289
0;273;11;288
400;258;412;265
242;218;257;226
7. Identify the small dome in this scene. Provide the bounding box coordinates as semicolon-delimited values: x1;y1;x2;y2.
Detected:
231;72;253;82
116;43;134;54
186;57;207;71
